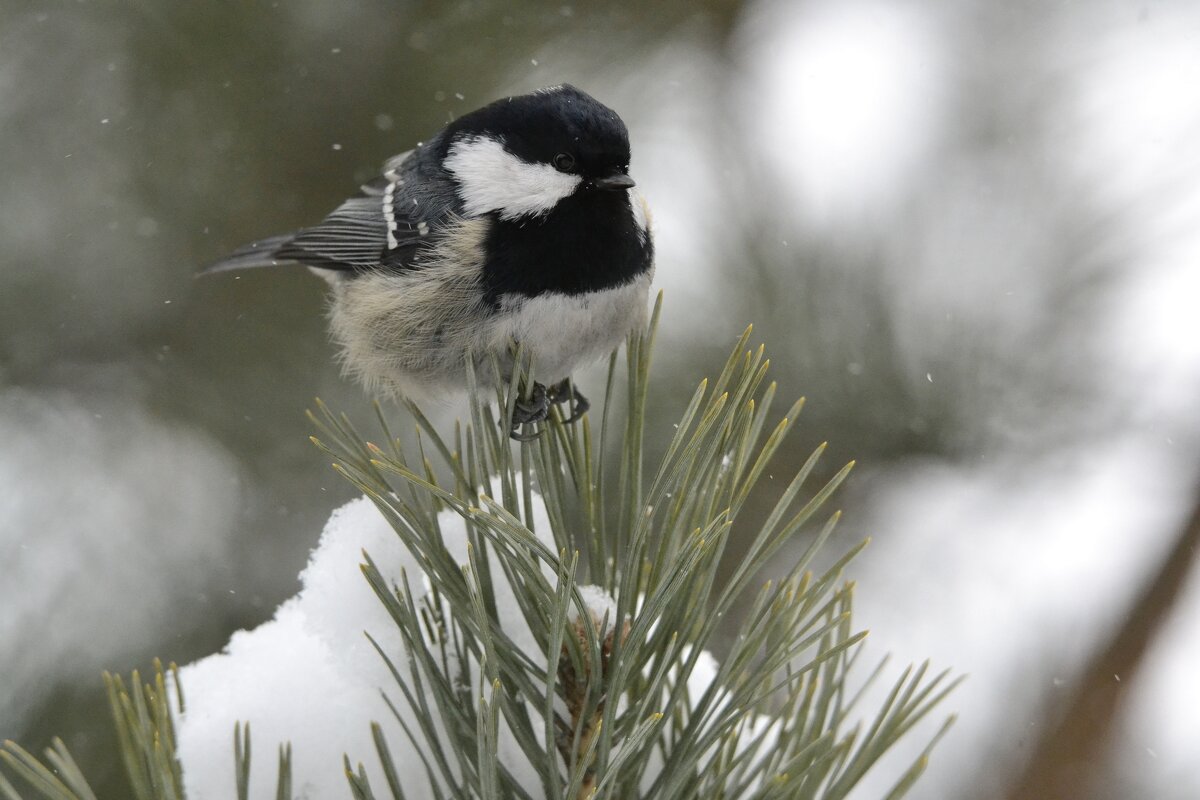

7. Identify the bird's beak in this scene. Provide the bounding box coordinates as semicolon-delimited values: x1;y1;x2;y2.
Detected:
591;174;636;191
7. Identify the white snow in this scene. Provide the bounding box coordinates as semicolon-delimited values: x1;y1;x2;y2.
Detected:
177;492;538;798
570;583;619;628
175;491;757;798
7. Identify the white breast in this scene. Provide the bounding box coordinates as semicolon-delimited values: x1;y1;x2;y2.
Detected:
487;272;653;384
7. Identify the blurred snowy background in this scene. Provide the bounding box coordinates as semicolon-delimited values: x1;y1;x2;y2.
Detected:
2;0;1198;797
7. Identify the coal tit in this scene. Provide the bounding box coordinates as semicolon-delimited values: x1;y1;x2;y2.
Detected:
205;84;654;437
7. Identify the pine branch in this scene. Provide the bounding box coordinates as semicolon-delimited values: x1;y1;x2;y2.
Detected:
2;295;957;798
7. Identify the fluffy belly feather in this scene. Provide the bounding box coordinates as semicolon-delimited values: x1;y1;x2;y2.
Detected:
327;265;651;404
487;273;652;385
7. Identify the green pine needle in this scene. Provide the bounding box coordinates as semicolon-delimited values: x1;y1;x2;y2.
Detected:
2;295;957;799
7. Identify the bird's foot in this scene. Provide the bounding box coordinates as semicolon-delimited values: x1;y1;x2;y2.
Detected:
547;379;590;424
510;381;549;441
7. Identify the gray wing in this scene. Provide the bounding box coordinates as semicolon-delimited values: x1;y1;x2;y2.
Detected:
203;143;461;275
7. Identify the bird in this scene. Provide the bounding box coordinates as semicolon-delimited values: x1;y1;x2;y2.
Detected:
204;84;654;439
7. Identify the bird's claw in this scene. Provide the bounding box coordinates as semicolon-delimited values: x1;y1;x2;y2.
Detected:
547;379;590;424
510;382;549;440
507;380;591;441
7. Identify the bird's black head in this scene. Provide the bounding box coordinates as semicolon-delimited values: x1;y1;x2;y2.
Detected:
434;86;652;303
442;84;631;183
437;86;636;221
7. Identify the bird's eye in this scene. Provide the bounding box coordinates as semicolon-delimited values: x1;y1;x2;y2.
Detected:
553;153;576;172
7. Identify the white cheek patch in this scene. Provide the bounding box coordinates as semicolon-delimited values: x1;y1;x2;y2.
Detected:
444;135;582;220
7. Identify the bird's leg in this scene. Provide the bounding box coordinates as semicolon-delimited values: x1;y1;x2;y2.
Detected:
510;381;550;441
547;378;590;424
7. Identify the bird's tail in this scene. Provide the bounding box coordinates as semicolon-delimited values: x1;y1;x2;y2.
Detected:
199;233;298;275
